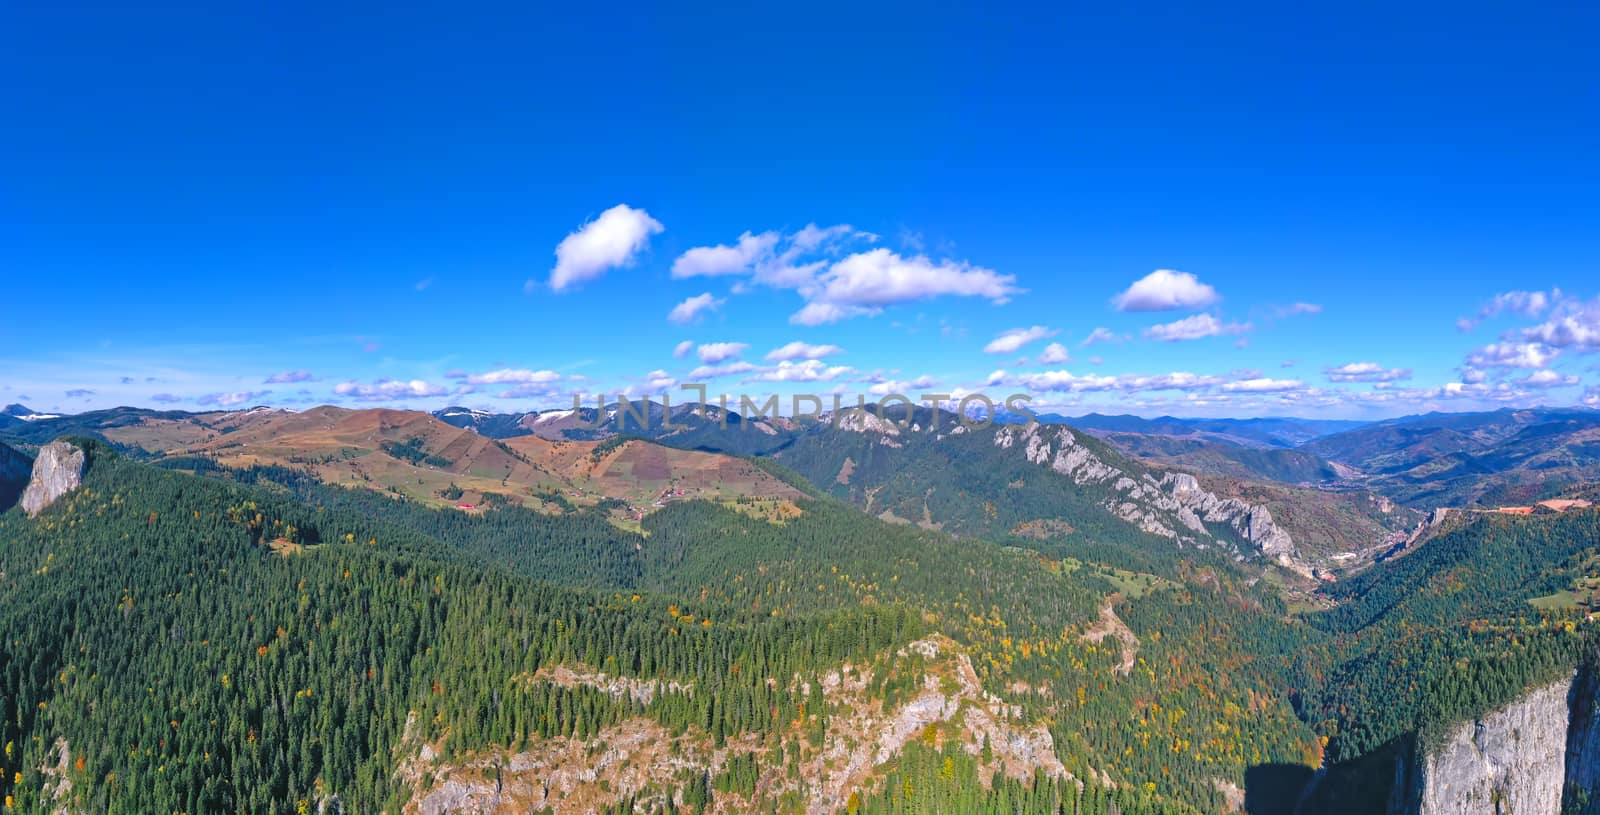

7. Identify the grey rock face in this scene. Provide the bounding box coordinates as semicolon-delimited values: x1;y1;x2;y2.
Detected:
21;440;87;516
991;424;1300;562
1399;675;1573;815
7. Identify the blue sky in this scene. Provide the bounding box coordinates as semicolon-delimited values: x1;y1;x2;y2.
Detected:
2;2;1597;418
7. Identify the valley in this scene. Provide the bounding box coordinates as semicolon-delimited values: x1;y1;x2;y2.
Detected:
1;403;1599;814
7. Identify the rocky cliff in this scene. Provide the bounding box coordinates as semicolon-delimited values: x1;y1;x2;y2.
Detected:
1382;670;1600;815
397;636;1076;815
993;424;1302;566
20;440;87;516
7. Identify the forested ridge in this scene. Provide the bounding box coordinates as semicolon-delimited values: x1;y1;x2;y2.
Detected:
0;442;1596;813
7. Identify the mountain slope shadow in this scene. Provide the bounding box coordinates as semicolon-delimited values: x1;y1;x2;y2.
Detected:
1245;763;1316;815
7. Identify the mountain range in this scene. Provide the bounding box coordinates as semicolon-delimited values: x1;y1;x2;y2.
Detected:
2;402;1599;813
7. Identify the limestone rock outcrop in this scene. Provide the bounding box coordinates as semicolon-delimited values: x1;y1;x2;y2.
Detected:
992;424;1301;563
20;440;87;516
1386;670;1600;815
1397;677;1571;815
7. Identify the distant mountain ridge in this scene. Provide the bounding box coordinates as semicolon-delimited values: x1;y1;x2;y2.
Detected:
1065;413;1369;448
1304;407;1600;506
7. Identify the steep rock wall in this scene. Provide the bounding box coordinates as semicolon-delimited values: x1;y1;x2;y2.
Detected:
1379;669;1600;815
20;440;86;516
1394;675;1572;815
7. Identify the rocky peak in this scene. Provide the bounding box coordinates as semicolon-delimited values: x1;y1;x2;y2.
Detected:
20;440;87;517
992;424;1303;564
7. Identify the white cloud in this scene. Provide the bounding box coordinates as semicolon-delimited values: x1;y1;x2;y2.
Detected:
545;204;664;292
1324;362;1413;383
1037;342;1070;364
671;223;870;290
765;341;844;361
465;368;563;385
745;359;854;383
667;292;725;324
644;369;677;390
1517;370;1579;388
1143;313;1251;342
497;383;563;399
1473;289;1559;325
197;390;272;407
334;379;448;401
990;369;1224;394
671;231;781;278
1272;302;1323;318
1584;386;1600;407
1221;378;1305;393
1465;342;1559;369
789;302;876;326
1079;327;1127;347
1520;296;1600;351
803;249;1020;319
1112;269;1220;311
264;370;315;384
672;340;695;359
696;342;748;364
687;361;760;379
790;223;865;251
983;326;1058;354
675;225;1007;324
867;375;938;395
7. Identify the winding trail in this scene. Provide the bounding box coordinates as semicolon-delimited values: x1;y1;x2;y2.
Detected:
1081;596;1139;676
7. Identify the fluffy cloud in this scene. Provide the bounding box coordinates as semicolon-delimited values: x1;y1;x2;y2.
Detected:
1037;343;1070;364
672;340;695;359
643;369;677;390
1324;362;1413;383
1272;302;1323;318
687;361;760;379
675;224;1011;324
1517;370;1579;388
765;341;843;361
1465;342;1559;369
1080;327;1127;347
671;231;781;278
464;368;563;385
1220;378;1305;393
744;359;854;383
264;370;315;384
989;369;1225;394
867;375;938;395
799;249;1020;324
672;223;871;290
197;390;272;407
1519;296;1600;351
790;302;876;326
334;379;449;401
667;292;725;324
1460;289;1560;330
1112;269;1220;312
545;204;664;292
696;342;748;364
1143;313;1251;342
496;383;562;399
983;326;1058;354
